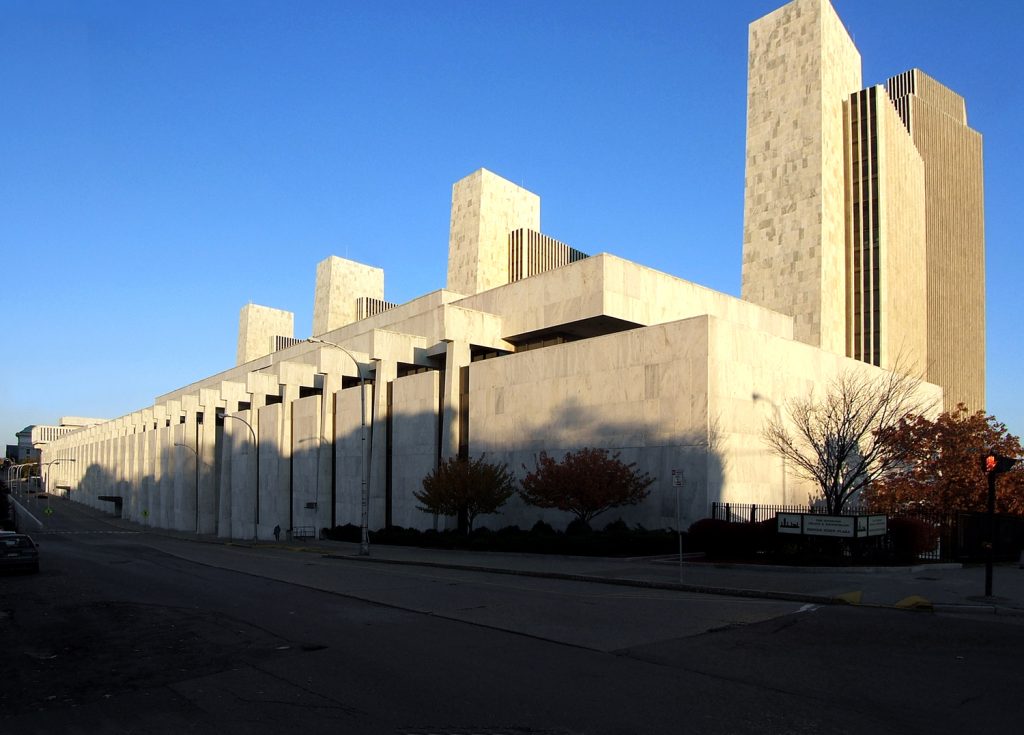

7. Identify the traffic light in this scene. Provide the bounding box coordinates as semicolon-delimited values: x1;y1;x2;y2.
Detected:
981;452;1019;475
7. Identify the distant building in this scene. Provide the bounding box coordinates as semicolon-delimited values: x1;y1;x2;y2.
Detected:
12;418;107;463
40;0;977;540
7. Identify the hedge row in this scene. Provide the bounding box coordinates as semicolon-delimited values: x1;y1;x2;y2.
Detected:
686;517;940;564
322;520;680;557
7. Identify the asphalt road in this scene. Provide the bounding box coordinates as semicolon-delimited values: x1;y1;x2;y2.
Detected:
3;494;1024;734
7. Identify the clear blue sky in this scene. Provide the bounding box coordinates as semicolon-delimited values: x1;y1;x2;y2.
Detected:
2;0;1021;444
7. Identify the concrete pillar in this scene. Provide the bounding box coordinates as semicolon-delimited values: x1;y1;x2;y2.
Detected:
369;358;396;530
216;380;250;539
139;408;155;525
391;371;441;530
226;408;258;540
198;388;222;535
127;416;142;521
334;383;371;527
441;340;471;460
315;353;344;531
257;402;285;536
291;395;324;534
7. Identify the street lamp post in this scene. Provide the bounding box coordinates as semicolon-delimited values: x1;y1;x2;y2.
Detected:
42;459;76;496
306;337;371;555
15;463;35;495
221;413;259;540
174;442;201;533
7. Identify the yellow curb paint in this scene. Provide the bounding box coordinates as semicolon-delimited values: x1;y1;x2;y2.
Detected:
895;595;933;610
836;591;863;604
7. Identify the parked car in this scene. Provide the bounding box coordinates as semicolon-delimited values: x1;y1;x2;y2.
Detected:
0;533;40;574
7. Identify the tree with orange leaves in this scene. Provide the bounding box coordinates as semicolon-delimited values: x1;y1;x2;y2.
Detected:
864;405;1024;514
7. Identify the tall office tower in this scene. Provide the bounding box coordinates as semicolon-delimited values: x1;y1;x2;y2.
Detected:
743;0;986;411
843;86;927;373
741;0;862;355
887;70;986;410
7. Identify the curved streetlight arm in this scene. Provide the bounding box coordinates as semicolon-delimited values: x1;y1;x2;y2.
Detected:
221;414;256;446
306;337;371;555
221;412;260;539
42;458;76;494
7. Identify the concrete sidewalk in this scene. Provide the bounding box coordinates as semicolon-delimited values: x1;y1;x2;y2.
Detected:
24;489;1019;618
307;538;1024;616
118;515;1024;617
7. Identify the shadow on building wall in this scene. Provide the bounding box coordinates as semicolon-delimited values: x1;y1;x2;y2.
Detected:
57;399;728;540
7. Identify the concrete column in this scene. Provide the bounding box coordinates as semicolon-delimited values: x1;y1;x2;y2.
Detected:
257;402;284;536
139;408;155;525
334;383;370;527
176;396;201;533
216;380;249;539
369;358;396;530
127;417;142;521
226;408;258;540
158;429;174;530
198;388;221;535
275;382;301;539
291;395;331;535
246;371;277;539
441;340;471;460
391;371;441;530
217;394;239;538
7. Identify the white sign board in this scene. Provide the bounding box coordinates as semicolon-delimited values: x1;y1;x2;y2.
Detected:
775;513;889;538
672;470;684;487
802;515;855;538
777;513;803;534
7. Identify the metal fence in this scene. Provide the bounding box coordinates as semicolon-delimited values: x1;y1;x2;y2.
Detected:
709;502;960;561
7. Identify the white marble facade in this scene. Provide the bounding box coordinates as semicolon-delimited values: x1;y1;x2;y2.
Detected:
41;0;962;539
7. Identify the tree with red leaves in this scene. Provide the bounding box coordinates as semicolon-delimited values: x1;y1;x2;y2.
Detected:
520;448;654;528
863;405;1024;514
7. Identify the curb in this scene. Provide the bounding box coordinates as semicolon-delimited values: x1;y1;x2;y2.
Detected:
321;552;846;607
76;510;1024;617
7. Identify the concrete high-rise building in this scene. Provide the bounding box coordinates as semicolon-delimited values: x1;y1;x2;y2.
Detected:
843;86;927;372
887;70;985;410
742;0;862;356
742;0;985;409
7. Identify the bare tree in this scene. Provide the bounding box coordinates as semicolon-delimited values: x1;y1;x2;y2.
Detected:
763;363;935;514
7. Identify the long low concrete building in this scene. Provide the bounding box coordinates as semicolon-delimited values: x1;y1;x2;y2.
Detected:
39;166;942;539
41;0;989;543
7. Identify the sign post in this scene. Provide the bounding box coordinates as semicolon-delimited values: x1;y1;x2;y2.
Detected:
672;469;684;582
